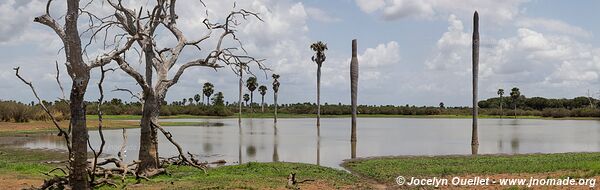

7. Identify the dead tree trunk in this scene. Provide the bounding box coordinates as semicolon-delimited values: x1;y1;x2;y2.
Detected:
137;94;160;174
32;0;135;187
104;2;264;175
471;11;480;155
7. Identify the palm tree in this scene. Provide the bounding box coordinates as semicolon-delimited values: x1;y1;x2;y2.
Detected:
203;82;214;105
188;98;193;105
194;94;201;105
350;39;359;143
510;87;521;119
243;94;250;107
311;41;327;129
272;74;280;123
259;85;267;112
246;77;258;114
471;11;479;155
182;98;187;105
497;89;504;118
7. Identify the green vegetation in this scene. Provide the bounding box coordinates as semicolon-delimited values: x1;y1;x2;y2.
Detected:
0;147;362;189
102;162;362;189
343;152;600;184
0;148;64;177
3;90;600;124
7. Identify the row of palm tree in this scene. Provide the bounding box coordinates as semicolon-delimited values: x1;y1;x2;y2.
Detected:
497;87;521;119
181;83;217;106
242;77;270;113
237;74;281;122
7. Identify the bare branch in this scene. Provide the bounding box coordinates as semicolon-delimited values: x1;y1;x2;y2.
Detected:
88;65;110;186
113;56;150;91
113;88;143;101
152;121;207;173
89;36;139;68
14;67;71;154
55;61;66;100
165;58;222;88
34;14;66;42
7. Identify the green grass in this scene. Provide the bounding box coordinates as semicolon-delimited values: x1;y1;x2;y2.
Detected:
342;152;600;184
0;147;362;189
101;162;362;189
0;148;65;177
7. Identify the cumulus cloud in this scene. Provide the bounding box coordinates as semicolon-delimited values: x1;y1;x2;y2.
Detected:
425;15;470;74
355;0;385;13
516;17;592;38
319;41;401;87
355;0;526;23
424;14;600;100
305;7;341;23
0;0;46;44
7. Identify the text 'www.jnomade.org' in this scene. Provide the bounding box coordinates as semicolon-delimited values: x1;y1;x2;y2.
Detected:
395;176;596;188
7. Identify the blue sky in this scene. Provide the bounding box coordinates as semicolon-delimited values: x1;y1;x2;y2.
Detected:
1;0;599;107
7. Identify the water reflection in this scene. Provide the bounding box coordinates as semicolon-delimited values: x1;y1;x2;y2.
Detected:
272;123;279;162
316;135;320;165
238;121;242;165
6;118;600;169
351;140;356;159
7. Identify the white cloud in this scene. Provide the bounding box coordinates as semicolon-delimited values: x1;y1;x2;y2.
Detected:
355;0;385;13
356;0;526;23
321;41;401;91
516;17;592;38
305;7;341;23
0;0;46;44
424;14;600;101
425;14;470;72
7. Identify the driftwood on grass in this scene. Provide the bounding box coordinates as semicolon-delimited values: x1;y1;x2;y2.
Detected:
152;121;208;172
286;173;315;189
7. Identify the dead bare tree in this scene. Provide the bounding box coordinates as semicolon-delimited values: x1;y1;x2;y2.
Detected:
29;0;136;188
104;0;265;176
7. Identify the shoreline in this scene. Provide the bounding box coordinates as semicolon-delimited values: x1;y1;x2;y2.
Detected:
91;114;599;120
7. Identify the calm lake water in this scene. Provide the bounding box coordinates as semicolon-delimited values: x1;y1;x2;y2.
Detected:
5;118;600;169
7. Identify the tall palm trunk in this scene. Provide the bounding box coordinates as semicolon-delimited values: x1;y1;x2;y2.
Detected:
274;91;278;124
238;67;243;124
500;97;503;119
261;95;265;112
350;39;359;144
471;11;479;155
206;95;210;106
250;92;254;115
316;65;321;132
272;124;278;162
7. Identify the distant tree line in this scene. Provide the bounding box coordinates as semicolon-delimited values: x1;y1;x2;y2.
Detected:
2;94;599;123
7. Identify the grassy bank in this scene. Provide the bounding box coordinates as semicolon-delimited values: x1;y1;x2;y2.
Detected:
0;147;363;189
343;152;600;186
102;162;364;189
